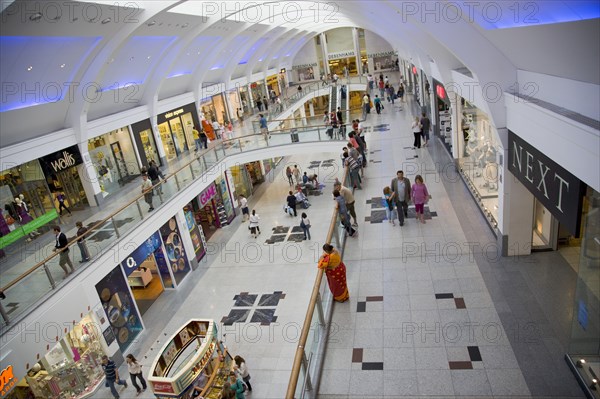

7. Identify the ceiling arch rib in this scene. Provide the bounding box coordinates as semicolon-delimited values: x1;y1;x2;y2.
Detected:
238;27;299;79
64;0;183;138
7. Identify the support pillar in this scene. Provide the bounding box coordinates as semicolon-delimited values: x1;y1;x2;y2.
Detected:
308;101;315;117
352;27;362;75
320;33;330;76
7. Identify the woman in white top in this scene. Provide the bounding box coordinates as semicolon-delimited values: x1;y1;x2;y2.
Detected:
248;210;261;238
300;212;311;240
233;355;252;392
126;354;147;394
412;116;422;150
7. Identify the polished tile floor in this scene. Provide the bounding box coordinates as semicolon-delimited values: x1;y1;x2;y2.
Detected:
81;80;585;398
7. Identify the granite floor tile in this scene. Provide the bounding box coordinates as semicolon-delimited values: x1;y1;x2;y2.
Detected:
479;345;520;369
383;348;416;370
486;368;531;396
415;346;450;369
383;370;418;396
383;310;411;329
322;347;354;370
450;369;492;396
354;328;383;349
319;369;351;395
416;369;454;396
349;369;384;396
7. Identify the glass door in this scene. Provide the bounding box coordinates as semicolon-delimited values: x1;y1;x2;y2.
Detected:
169;118;187;155
532;198;558;251
158;122;177;161
140;129;160;166
110;142;129;186
180;113;196;151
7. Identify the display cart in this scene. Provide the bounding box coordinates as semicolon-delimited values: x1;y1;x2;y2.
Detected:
148;319;233;399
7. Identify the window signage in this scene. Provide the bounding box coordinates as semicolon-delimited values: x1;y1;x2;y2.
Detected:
508;130;586;236
436;84;446;100
367;50;398;58
198;184;217;207
165;109;184;119
39;145;83;173
328;50;355;60
291;63;317;70
121;232;162;276
0;365;16;397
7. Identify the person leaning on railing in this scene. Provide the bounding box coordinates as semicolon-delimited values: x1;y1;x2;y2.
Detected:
318;244;349;302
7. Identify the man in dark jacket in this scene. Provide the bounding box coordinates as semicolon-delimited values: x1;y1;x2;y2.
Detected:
286;191;297;217
147;161;166;194
390;170;412;226
53;226;75;277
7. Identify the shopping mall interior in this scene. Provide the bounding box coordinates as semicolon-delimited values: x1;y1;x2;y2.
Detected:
0;1;599;398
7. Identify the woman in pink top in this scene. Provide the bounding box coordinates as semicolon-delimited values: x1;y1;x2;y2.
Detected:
411;174;429;224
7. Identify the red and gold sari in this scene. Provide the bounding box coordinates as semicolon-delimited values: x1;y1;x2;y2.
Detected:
318;249;349;302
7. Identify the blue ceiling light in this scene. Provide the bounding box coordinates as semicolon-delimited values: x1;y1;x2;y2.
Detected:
0;36;101;112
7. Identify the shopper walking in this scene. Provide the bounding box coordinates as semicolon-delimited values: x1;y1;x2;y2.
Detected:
53;225;75;277
374;95;382;114
75;221;91;263
248;210;261;238
390;170;411;226
293;164;301;185
55;192;72;216
286;190;298;217
125;354;147;396
259;114;269;141
334;181;358;226
412;116;422;150
193;125;202;152
383;187;396;226
300;212;311;240
333;189;356;237
141;174;154;212
101;355;128;399
147;160;166;195
411;174;430;224
420;112;431;147
285;166;294;186
343;152;362;190
233;355;253;392
239;195;249;222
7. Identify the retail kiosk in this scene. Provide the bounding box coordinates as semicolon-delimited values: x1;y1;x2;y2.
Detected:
148;319;232;399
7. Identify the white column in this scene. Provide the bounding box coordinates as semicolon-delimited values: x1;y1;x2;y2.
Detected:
299;105;307;126
308;101;315;117
78;148;102;207
149;98;167;166
320;33;330;76
496;128;534;256
449;91;461;159
352;27;362;75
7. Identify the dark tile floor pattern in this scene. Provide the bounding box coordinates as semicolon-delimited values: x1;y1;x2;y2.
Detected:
266;226;307;244
222;291;285;326
435;292;467;309
354;296;385;370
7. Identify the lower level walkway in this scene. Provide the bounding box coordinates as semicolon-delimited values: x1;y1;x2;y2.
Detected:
88;95;583;399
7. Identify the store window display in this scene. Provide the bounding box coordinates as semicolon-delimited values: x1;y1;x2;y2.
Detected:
7;314;108;399
457;102;500;227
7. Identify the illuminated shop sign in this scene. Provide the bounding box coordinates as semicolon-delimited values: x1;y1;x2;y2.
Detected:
291;63;317;70
165;109;184;119
508;130;586;236
40;145;84;173
367;51;398;58
328;50;355;60
0;365;16;397
436;84;446;100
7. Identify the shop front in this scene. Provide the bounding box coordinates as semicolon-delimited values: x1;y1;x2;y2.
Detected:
327;50;357;76
122;231;174;316
148;320;233;399
95;266;144;352
507;131;588;251
368;51;399;72
292;63;317;83
238;86;251;115
266;73;281;98
183;202;207;263
5;311;109;399
225;89;242;124
433;79;452;154
87;127;141;197
159;217;192;285
1;160;59;251
457;102;500;229
157;103;201;162
130;119;161;168
212;93;229;125
192;182;232;240
39;145;88;214
249;80;267;109
199;97;217;125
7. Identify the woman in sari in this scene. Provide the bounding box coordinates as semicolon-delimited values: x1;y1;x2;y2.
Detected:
318;244;349;302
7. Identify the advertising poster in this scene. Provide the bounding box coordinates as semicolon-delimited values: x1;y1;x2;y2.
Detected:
160;217;190;284
121;232;173;288
95;266;143;352
184;203;205;262
217;176;235;221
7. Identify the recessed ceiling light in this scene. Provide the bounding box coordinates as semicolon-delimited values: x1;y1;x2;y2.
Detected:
27;66;33;71
182;23;189;28
101;18;111;24
147;20;156;26
29;12;42;21
130;56;135;61
107;58;114;64
147;56;151;60
60;64;66;68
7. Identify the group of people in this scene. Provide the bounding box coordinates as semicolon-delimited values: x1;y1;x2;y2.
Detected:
411;112;432;150
101;353;252;399
384;170;430;225
323;107;346;140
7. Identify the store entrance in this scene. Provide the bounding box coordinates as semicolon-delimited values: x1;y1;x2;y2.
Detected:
52;168;88;212
127;253;168;316
328;57;357;76
195;199;219;241
532;198;558;251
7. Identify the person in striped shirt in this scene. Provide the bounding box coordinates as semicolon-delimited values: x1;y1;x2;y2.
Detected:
102;355;128;398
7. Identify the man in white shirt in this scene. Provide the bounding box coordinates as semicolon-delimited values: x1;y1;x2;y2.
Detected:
239;195;249;222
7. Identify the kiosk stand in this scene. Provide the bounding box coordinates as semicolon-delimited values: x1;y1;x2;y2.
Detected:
148;319;233;399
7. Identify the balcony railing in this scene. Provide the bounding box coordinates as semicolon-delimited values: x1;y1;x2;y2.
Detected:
0;125;347;330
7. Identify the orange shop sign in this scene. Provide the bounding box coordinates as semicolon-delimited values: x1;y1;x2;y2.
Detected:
0;365;16;397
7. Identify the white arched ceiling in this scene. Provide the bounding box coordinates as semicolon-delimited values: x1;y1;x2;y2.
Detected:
1;0;598;149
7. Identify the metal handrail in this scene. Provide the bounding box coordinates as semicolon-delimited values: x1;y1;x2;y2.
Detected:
285;167;350;399
0;127;346;299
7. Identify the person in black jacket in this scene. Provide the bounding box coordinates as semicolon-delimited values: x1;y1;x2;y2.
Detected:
147;161;166;194
286;191;297;217
53;226;75;277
